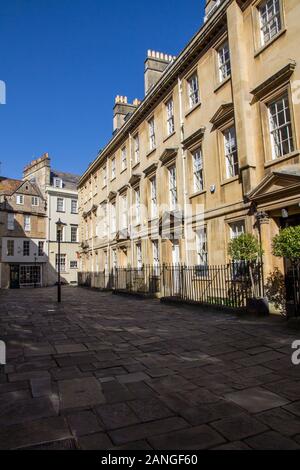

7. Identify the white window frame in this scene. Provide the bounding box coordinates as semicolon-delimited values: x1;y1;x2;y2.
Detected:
71;199;78;214
192;148;204;192
268;93;294;160
259;0;282;46
223;126;239;179
16;194;24;205
7;213;14;231
134;134;140;164
135;187;141;225
7;240;14;257
121;195;128;230
136;243;143;269
121;147;127;171
71;225;78;243
57;225;65;242
166;98;175;136
56;254;66;272
149;118;156;151
169;165;177;210
218;40;231;82
111;157;116;180
150;177;158;219
54;178;63;189
24;215;31;232
152;240;160;272
188;73;200;109
38;241;44;257
32;196;39;207
57;197;65;212
196;228;208;266
70;260;78;269
111;202;116;234
229;220;245;239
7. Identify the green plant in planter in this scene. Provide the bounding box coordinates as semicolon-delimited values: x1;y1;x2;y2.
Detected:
228;233;263;297
272;225;300;263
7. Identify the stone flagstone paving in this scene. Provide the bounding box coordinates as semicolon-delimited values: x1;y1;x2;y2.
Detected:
0;286;300;450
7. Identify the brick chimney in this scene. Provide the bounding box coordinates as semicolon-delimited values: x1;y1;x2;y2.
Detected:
113;96;141;133
23;153;51;194
144;50;176;95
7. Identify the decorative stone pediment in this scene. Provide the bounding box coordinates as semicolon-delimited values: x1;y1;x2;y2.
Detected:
91;204;98;213
182;128;205;150
210;103;234;130
143;161;159;178
159;148;178;166
116;229;130;241
118;184;129;195
129;174;142;187
247;166;300;205
108;191;117;201
251;61;296;102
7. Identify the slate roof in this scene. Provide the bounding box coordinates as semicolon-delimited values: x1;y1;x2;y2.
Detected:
50;170;80;191
0;177;23;195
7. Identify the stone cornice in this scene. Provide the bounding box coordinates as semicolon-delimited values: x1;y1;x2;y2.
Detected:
182;128;206;150
159;148;178;166
143;162;159;178
79;0;232;187
210;103;234;129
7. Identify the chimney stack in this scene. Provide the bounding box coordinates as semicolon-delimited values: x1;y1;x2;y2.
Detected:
144;50;176;95
113;96;140;133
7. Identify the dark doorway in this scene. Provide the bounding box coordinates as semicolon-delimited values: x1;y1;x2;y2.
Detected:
10;265;20;289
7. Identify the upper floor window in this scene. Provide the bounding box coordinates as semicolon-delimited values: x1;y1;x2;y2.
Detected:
93;175;98;195
259;0;282;46
111;203;116;234
57;197;65;212
16;194;24;205
150;177;158;219
135;187;141;225
32;196;39;207
149;118;156;150
71;199;78;214
169;165;177;210
196;228;208;266
223;126;239;179
54;177;63;189
166;98;175;136
103;165;107;187
24;215;31;232
229;220;245;239
7;240;14;256
71;225;78;243
218;40;231;82
111;157;116;180
57;225;65;242
7;213;14;231
100;202;108;237
268;93;294;159
120;195;128;230
134;134;140;164
193;148;204;192
121;147;127;171
38;241;44;257
188;73;200;109
23;240;30;256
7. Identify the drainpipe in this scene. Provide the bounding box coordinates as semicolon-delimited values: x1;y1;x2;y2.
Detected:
129;132;134;268
178;77;189;265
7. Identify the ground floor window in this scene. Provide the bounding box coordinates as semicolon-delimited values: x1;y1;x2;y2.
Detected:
19;265;41;287
70;260;78;269
229;220;245;239
56;254;66;272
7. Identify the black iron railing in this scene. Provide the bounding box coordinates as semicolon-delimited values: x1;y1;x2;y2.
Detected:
78;261;262;309
285;263;300;317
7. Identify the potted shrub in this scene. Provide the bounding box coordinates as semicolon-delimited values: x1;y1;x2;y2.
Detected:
228;233;269;315
272;225;300;317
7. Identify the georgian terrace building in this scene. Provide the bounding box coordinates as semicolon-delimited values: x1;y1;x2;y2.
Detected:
78;0;300;284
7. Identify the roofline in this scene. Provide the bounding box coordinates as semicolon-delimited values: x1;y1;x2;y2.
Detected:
79;0;241;187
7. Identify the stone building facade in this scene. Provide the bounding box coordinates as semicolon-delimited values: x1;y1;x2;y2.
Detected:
23;154;80;286
78;0;300;288
0;178;47;288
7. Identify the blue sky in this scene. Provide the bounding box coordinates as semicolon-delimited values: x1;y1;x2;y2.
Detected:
0;0;205;179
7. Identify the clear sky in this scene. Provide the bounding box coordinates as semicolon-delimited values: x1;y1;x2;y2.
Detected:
0;0;205;179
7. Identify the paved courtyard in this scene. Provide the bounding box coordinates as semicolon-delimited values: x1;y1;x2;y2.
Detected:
0;286;300;450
